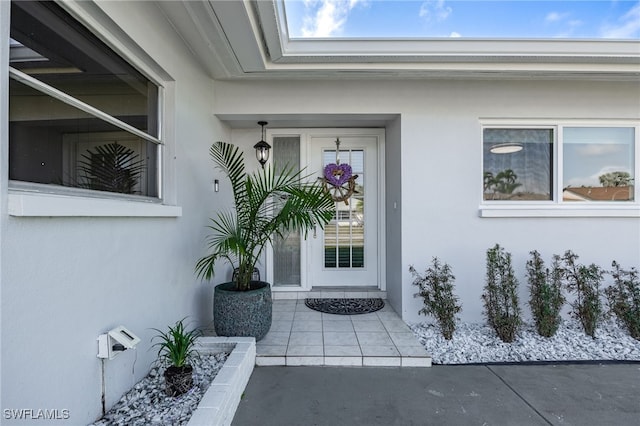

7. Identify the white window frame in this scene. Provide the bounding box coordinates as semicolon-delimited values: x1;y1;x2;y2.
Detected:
5;1;180;217
479;119;640;218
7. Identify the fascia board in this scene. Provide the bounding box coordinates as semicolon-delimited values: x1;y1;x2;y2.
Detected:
264;0;639;68
207;0;267;73
158;1;241;79
278;39;640;64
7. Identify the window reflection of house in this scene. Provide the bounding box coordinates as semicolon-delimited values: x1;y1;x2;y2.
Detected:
563;186;635;202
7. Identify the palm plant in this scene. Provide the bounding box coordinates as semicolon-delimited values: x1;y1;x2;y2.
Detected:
152;318;200;396
196;141;335;291
77;142;145;194
152;318;200;368
494;169;522;195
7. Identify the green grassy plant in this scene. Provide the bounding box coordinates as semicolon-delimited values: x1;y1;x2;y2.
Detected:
410;257;462;340
605;261;640;341
152;318;201;367
561;250;604;338
482;244;522;343
526;251;565;338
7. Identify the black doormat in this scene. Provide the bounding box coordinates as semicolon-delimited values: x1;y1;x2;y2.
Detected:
304;298;385;315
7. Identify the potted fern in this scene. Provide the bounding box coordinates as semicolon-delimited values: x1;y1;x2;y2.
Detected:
152;319;200;397
196;142;334;341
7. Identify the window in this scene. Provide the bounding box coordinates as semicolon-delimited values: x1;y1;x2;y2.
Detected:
272;136;302;286
8;1;160;199
563;127;634;202
483;128;553;201
323;149;365;269
483;124;636;206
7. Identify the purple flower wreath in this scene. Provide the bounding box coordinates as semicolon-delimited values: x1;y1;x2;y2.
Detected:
323;163;352;187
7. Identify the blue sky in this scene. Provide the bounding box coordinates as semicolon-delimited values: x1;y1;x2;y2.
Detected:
283;0;640;39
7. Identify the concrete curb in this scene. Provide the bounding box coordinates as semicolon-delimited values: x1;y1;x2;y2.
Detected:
187;337;256;426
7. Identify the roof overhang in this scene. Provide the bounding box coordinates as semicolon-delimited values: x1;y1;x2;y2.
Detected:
158;0;640;81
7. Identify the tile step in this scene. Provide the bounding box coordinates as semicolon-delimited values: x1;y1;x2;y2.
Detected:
255;354;432;367
273;287;387;300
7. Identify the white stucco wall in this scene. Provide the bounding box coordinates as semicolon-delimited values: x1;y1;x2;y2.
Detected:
2;1;639;423
212;78;640;324
1;2;228;424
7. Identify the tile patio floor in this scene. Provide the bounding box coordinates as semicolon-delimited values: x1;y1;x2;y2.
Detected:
255;299;431;367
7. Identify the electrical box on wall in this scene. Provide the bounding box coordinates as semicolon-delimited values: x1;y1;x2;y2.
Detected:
97;326;141;359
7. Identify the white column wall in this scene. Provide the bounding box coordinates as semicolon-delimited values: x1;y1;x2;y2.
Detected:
213;79;640;324
1;2;228;424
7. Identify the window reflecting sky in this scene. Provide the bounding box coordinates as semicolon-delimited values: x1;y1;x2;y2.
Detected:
284;0;640;39
563;127;635;188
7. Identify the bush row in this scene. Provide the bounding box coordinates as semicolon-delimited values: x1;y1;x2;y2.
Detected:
410;245;640;342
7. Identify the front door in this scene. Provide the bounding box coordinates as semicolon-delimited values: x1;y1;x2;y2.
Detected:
307;132;382;287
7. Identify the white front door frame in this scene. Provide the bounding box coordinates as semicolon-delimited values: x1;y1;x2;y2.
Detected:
265;128;386;293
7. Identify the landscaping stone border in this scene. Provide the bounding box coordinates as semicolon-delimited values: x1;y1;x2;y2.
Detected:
187;337;256;426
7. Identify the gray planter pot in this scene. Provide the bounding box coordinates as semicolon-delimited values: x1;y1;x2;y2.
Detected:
213;281;272;341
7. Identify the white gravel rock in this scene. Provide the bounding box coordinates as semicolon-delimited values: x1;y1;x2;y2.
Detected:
410;319;640;365
90;352;228;426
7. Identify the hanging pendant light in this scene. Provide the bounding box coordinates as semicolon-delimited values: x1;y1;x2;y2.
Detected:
254;121;271;169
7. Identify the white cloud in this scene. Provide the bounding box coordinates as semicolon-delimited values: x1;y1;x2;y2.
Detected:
449;31;461;38
543;10;583;38
419;0;452;23
601;2;640;39
566;165;632;188
545;11;569;23
301;0;367;37
575;143;624;156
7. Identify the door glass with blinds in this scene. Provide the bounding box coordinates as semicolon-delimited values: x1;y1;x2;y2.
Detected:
308;135;379;288
272;136;302;287
322;149;365;269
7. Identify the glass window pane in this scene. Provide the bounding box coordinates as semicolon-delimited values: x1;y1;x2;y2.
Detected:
323;148;364;269
563;127;635;202
483;129;553;201
9;1;158;136
273;136;302;285
9;79;158;197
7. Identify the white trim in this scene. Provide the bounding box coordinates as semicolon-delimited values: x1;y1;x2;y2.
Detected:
479;205;640;218
8;191;181;217
480;118;640;126
479;120;639;217
377;132;386;292
266;128;386;292
58;0;173;84
177;0;640;79
7;1;181;212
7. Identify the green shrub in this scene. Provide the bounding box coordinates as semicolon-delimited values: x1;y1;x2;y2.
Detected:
410;258;462;340
152;318;201;368
605;261;640;341
561;251;604;338
526;251;565;338
482;244;522;342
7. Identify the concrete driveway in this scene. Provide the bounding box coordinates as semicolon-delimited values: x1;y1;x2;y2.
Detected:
232;363;640;426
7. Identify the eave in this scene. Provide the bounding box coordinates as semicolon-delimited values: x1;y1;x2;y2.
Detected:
158;0;640;81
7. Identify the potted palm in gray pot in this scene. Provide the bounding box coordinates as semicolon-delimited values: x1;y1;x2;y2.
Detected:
196;141;334;341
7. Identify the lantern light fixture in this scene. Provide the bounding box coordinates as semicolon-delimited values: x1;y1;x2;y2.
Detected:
254;121;271;169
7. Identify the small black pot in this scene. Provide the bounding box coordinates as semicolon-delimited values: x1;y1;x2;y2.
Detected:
164;365;193;397
213;281;272;341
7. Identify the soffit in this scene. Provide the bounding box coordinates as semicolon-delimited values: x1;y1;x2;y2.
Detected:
158;0;640;81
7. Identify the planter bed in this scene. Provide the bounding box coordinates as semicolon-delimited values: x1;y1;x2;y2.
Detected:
411;319;640;365
90;337;255;426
